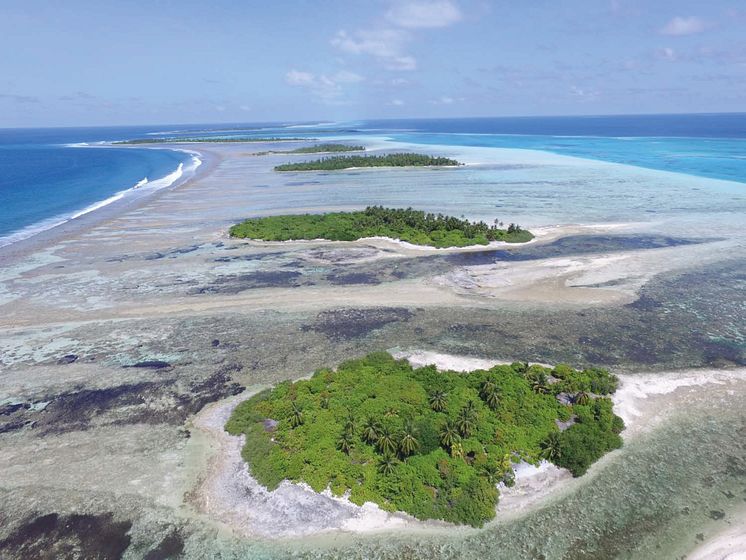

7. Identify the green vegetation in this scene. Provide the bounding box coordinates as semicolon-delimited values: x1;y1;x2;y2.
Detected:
286;143;365;154
229;206;534;247
274;152;461;171
226;352;624;527
115;137;311;144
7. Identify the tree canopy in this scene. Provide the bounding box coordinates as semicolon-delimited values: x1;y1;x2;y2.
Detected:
229;206;534;247
226;352;623;527
274;152;460;171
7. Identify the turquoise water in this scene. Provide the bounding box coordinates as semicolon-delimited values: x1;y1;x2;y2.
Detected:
386;131;746;185
1;113;744;250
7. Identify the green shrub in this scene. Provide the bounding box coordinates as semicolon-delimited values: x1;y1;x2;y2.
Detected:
226;353;623;526
230;206;533;248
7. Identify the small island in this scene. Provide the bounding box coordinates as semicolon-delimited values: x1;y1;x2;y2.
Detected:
114;137;311;144
229;206;534;247
274;152;461;171
286;143;365;154
226;352;624;527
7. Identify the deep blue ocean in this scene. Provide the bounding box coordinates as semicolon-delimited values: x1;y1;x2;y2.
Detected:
1;113;744;248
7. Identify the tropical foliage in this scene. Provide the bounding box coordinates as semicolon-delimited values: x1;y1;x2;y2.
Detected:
226;352;623;527
274;152;460;171
229;206;534;247
286;143;365;153
117;137;309;144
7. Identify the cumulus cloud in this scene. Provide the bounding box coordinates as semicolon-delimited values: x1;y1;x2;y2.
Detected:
285;70;315;86
657;47;677;61
385;0;462;29
284;69;363;102
331;29;417;70
430;95;456;104
569;86;600;101
660;16;708;36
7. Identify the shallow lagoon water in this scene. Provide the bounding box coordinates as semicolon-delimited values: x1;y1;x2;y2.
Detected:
0;134;744;559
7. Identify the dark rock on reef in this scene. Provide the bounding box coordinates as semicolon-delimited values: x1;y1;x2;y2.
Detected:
0;512;132;560
125;360;172;369
57;354;79;364
0;364;246;436
143;531;185;560
301;307;414;341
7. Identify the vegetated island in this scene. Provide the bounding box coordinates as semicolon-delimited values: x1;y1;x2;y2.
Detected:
287;143;365;154
274;152;461;171
230;206;533;247
114;137;312;145
252;143;366;156
226;352;624;527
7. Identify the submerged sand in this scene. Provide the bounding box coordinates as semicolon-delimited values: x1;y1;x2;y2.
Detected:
0;138;744;558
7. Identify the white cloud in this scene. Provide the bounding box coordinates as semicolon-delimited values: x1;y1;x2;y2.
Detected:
390;99;405;106
385;0;462;29
657;47;677;61
239;104;251;112
331;29;407;58
284;69;362;103
386;56;417;71
570;86;600;101
332;70;364;83
660;16;708;36
433;96;454;104
285;70;315;86
331;29;417;71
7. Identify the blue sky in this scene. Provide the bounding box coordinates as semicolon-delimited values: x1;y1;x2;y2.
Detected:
1;0;745;127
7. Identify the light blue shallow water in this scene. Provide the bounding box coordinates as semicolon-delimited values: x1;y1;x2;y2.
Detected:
1;114;744;249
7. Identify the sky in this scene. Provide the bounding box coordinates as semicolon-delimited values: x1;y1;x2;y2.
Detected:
1;0;745;127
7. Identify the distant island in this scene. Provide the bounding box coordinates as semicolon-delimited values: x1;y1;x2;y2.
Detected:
251;143;366;156
226;352;624;527
286;143;365;154
274;153;461;171
229;206;534;247
115;137;312;144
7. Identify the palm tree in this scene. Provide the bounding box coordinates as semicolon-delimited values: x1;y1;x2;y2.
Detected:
319;392;330;409
480;462;502;484
428;390;448;412
529;372;549;394
384;407;399;418
574;391;590;406
377;453;398;475
289;403;304;428
343;410;356;436
376;425;398;455
480;380;500;410
337;432;354;455
456;403;477;438
450;441;464;459
361;416;382;444
398;421;420;457
439;419;461;450
540;432;562;461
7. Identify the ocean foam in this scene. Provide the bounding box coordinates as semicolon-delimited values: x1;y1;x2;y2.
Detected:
0;153;201;249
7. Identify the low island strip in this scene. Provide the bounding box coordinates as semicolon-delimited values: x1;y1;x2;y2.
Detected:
273;153;461;171
230;207;533;248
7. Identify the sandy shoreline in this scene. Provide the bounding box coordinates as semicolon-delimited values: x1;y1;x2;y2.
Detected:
187;349;746;541
0;145;219;265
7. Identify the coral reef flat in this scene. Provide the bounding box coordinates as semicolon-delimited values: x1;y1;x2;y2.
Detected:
0;140;744;559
